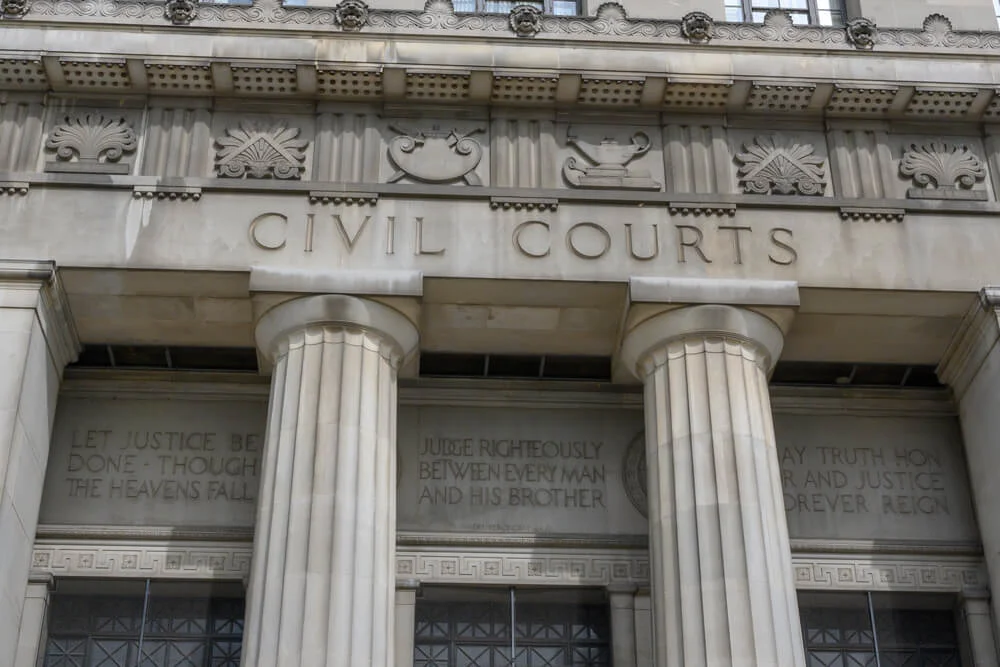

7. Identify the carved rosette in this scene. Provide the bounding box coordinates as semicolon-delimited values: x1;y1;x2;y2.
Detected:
509;4;541;38
387;125;484;185
621;433;647;518
735;135;826;196
680;11;713;44
0;0;29;17
900;141;987;200
845;17;876;49
334;0;369;31
215;122;307;179
45;113;138;174
164;0;197;24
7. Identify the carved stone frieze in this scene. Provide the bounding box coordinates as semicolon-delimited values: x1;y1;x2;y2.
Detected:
215;121;307;179
562;128;659;190
680;11;713;44
900;141;987;200
735;135;827;196
163;0;196;24
387;124;484;185
44;113;137;174
508;3;540;37
334;0;368;31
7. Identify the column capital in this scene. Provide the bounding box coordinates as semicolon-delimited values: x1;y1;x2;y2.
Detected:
938;288;1000;400
620;304;787;380
0;259;80;369
255;294;419;365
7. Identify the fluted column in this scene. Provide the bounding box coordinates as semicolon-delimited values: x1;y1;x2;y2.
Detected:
621;304;805;667
244;295;418;667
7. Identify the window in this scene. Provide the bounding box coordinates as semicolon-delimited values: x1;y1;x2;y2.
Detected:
995;0;1000;29
44;580;245;667
725;0;845;26
799;592;964;667
451;0;580;15
414;587;611;667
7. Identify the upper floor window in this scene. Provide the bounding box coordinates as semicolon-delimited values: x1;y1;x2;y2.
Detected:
451;0;580;14
994;0;1000;28
725;0;846;26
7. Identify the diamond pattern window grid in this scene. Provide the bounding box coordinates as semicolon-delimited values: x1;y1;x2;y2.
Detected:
415;593;610;667
44;594;244;667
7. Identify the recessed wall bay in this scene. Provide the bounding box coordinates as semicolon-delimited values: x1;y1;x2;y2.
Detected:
40;394;266;528
396;405;648;537
775;414;978;543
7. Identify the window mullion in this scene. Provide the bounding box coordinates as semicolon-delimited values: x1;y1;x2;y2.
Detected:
743;0;752;22
866;591;883;667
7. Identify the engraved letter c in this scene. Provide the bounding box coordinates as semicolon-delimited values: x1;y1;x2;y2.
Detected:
249;212;288;251
513;220;551;258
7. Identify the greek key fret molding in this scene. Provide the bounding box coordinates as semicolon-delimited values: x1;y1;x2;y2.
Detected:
793;556;987;592
31;541;252;580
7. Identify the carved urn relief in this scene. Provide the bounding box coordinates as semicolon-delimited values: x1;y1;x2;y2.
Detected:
387;124;485;185
562;127;660;190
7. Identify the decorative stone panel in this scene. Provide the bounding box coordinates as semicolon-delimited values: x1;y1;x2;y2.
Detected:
231;65;297;95
59;59;130;90
43;111;139;174
0;58;47;90
556;123;663;191
405;70;470;101
316;67;382;99
825;85;897;116
211;113;314;180
661;80;732;111
577;76;644;107
732;132;829;196
381;119;487;186
145;63;214;94
491;73;559;106
745;82;816;113
899;140;988;200
905;87;978;118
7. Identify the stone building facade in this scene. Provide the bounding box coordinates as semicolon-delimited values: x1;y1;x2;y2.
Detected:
4;0;1000;665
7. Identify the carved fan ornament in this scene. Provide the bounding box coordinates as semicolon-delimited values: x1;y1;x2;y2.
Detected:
735;135;826;196
215;121;307;179
387;125;484;185
899;141;987;200
45;113;137;174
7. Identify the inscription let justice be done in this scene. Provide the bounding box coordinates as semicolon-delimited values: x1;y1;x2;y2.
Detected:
63;428;261;504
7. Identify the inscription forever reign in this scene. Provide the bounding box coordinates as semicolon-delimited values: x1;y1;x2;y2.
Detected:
418;437;607;511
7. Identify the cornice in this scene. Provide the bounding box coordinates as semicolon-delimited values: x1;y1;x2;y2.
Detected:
0;259;81;369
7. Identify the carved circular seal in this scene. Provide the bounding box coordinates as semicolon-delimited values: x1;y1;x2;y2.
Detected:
621;431;647;518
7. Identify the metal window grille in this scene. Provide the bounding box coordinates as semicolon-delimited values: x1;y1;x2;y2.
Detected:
725;0;845;26
44;584;244;667
799;593;963;667
414;588;611;667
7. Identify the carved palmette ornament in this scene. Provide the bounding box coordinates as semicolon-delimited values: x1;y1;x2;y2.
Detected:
215;122;308;179
735;135;826;196
900;141;987;200
387;125;484;185
45;113;138;174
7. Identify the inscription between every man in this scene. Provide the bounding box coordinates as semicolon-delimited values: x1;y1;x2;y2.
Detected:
417;437;608;511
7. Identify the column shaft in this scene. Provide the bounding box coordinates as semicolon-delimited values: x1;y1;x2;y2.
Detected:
394;579;420;667
623;304;804;667
244;295;417;667
609;585;638;667
13;575;53;667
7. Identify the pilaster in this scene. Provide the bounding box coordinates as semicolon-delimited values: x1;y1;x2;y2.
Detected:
961;587;1000;667
938;288;1000;663
13;573;55;667
244;294;418;667
394;578;420;667
0;260;78;667
608;583;638;667
619;278;802;667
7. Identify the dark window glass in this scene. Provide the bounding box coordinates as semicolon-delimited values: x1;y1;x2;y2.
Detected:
415;587;610;667
452;0;579;15
799;592;963;667
44;581;244;667
726;0;845;26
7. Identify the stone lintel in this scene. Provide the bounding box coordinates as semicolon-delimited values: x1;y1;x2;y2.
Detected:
937;287;1000;399
249;266;423;298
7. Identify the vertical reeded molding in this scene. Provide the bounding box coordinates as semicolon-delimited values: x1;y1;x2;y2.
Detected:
621;304;805;667
245;295;418;667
